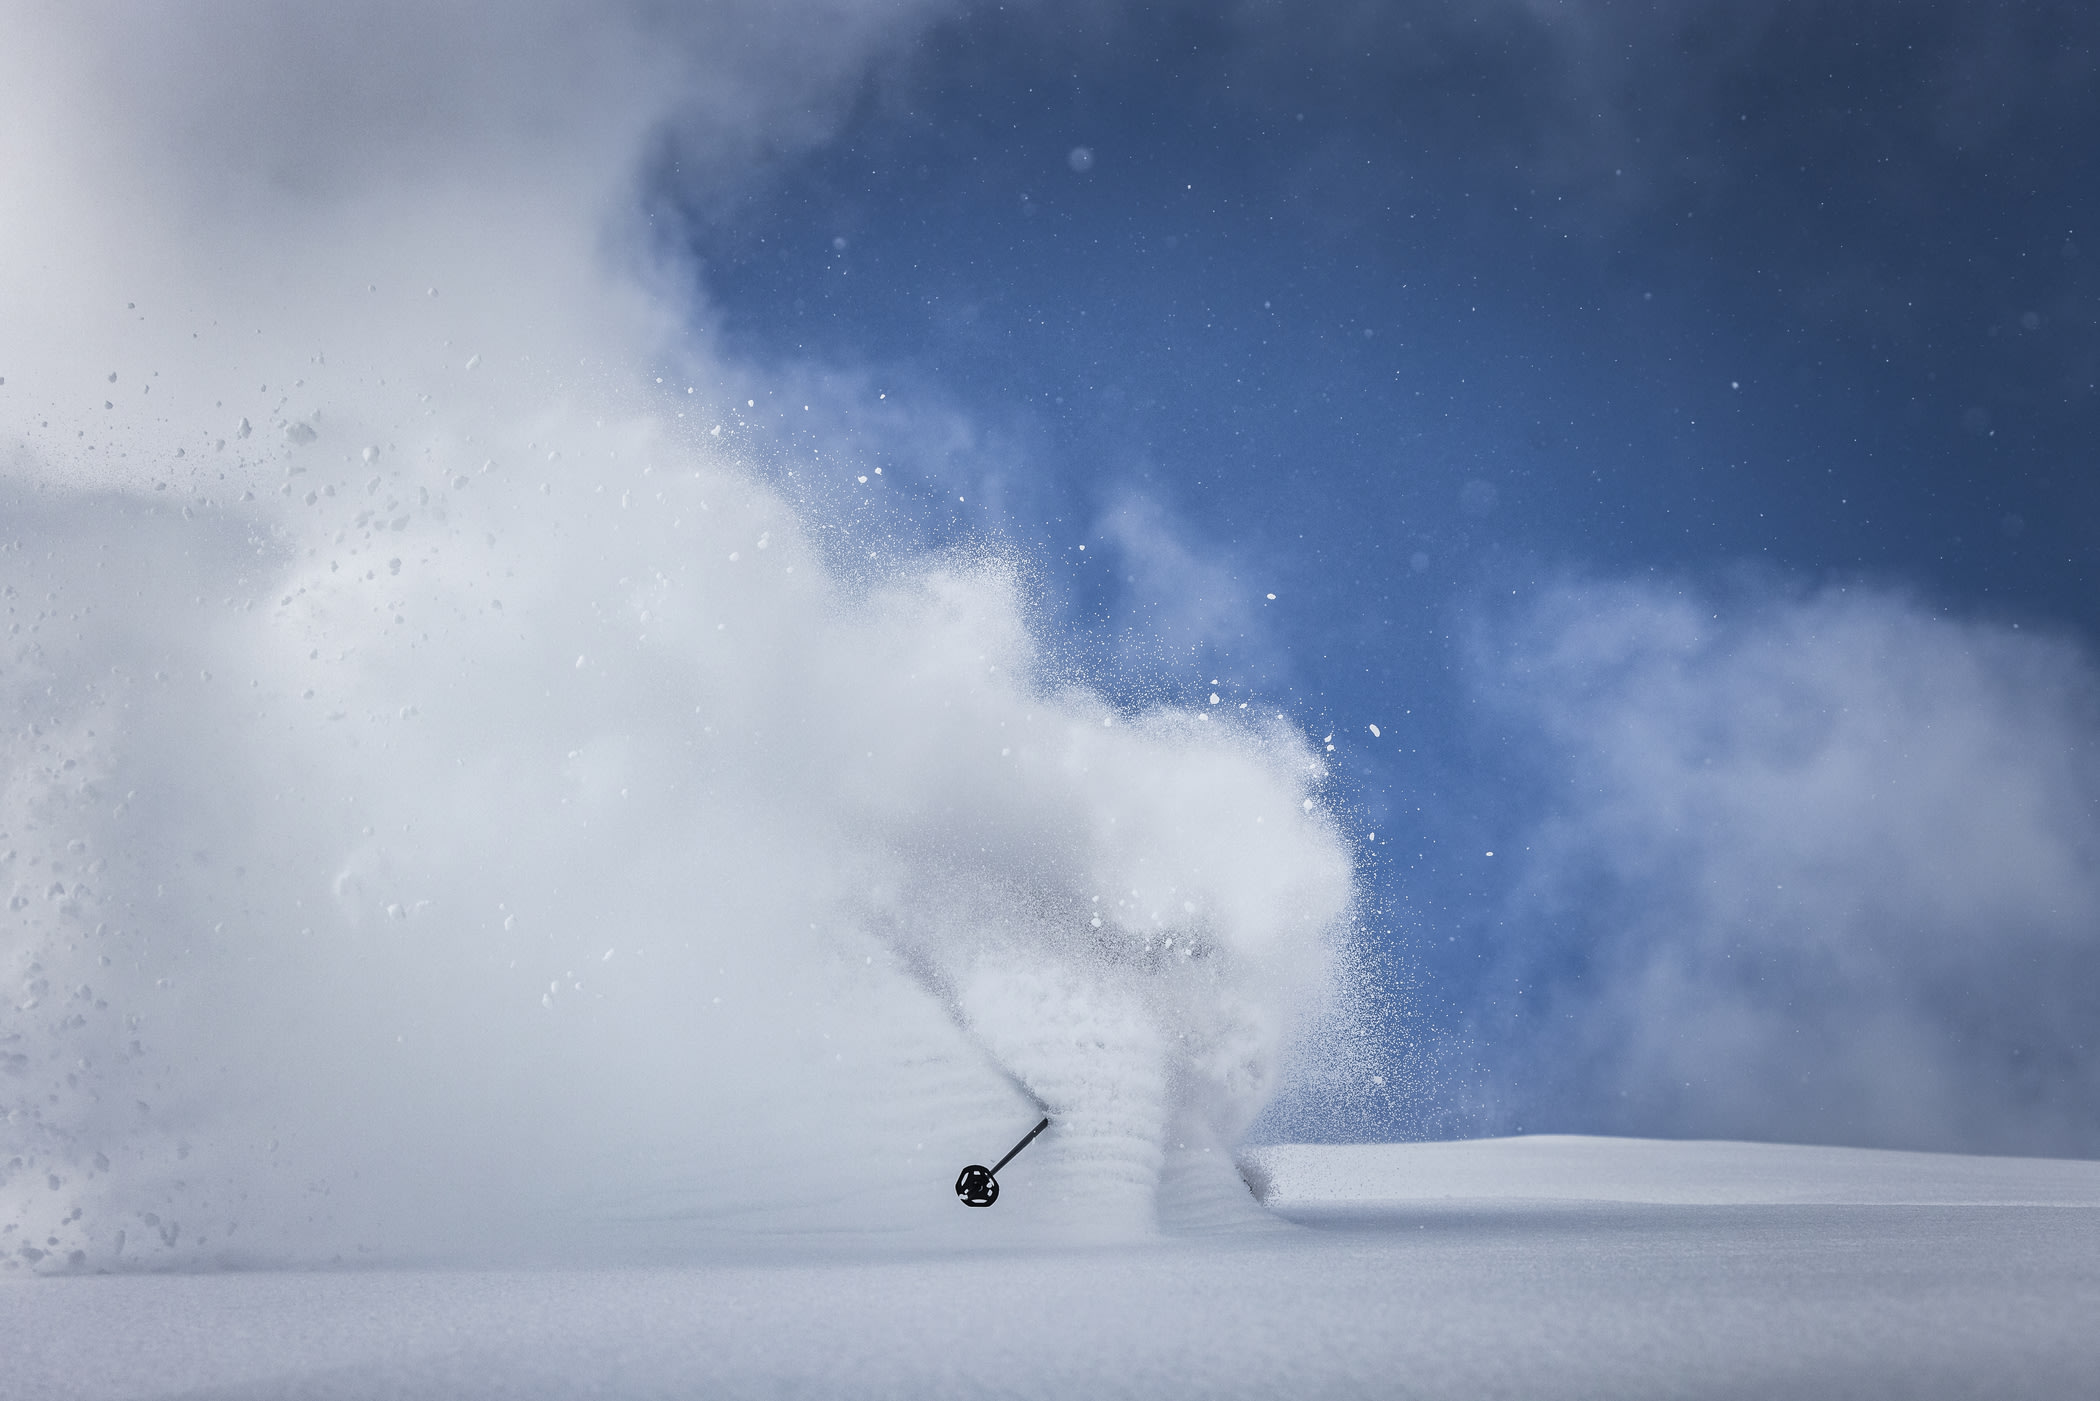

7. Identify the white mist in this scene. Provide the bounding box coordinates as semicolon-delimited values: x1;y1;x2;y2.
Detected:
0;1;1364;1271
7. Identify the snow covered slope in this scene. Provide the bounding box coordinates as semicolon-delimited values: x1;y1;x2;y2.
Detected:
6;1136;2096;1400
1239;1133;2100;1207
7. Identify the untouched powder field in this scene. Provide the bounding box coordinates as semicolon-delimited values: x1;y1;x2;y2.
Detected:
7;1135;2099;1401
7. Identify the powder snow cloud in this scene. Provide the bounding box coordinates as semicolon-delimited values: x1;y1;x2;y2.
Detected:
0;0;1372;1272
1477;579;2100;1156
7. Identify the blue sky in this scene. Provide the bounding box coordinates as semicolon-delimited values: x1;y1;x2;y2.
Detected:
655;1;2100;1151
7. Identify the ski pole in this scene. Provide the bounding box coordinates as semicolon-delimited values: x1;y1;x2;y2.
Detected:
954;1116;1051;1207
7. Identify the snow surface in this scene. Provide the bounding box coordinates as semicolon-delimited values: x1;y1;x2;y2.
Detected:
1239;1133;2100;1207
7;1135;2097;1400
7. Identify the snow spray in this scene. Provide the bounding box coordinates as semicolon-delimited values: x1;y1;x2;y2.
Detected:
0;2;1373;1271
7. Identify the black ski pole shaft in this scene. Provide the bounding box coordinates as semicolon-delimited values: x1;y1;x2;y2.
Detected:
990;1117;1051;1175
